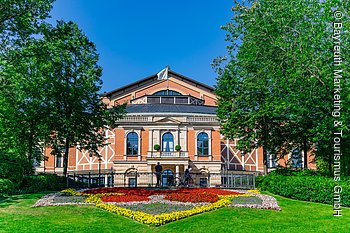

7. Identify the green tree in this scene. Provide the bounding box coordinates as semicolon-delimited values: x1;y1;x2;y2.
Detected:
42;21;125;176
0;0;55;172
2;40;53;165
0;0;54;52
214;0;349;174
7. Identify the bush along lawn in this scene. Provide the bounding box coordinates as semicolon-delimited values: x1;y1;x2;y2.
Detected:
32;188;280;226
0;173;67;196
257;169;350;207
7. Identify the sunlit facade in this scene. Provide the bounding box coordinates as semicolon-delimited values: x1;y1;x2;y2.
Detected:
38;69;315;186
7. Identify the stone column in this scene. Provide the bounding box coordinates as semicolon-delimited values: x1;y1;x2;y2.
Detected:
148;165;153;186
104;174;108;187
175;165;179;178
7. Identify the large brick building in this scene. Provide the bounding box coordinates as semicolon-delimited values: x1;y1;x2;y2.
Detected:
37;68;315;187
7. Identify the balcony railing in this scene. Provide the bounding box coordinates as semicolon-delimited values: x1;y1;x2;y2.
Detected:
148;151;188;158
187;116;217;122
117;115;218;123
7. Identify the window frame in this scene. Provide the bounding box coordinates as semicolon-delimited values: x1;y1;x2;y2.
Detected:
162;132;174;152
126;132;139;156
196;131;210;156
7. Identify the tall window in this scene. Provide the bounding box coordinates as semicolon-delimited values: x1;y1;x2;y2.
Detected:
197;132;209;155
267;151;277;168
162;132;174;152
126;132;138;155
56;155;62;168
291;149;303;168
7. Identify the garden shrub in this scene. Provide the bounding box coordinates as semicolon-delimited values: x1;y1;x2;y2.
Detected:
0;179;15;194
257;170;349;207
0;151;27;186
19;174;66;193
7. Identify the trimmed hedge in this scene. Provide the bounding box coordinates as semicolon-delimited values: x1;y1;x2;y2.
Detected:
18;174;67;194
257;170;350;207
0;179;15;194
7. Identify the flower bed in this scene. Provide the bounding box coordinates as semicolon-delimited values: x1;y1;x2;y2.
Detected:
165;192;219;203
101;195;150;203
32;188;281;226
121;203;194;215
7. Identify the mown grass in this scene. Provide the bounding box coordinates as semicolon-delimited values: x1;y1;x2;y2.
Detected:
0;192;349;233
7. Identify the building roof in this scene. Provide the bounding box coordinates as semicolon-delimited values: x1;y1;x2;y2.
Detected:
101;69;215;98
126;104;217;115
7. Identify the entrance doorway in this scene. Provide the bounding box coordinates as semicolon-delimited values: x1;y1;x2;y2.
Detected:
162;169;174;187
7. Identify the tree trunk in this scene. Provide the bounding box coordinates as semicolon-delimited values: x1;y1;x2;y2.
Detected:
27;121;34;164
28;135;33;163
263;147;268;175
303;135;308;169
262;116;268;175
63;137;70;177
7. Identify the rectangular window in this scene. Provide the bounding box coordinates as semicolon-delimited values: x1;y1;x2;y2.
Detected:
148;97;160;104
268;154;277;168
56;155;62;168
161;97;174;104
175;97;188;104
128;178;137;187
200;178;208;187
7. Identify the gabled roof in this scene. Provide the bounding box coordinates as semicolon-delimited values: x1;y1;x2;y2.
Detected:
101;69;215;98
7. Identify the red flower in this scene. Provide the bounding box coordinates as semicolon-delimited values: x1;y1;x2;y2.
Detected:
165;193;219;203
101;195;150;202
82;187;244;203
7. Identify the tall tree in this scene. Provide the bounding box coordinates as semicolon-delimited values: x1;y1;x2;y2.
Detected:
42;21;125;176
0;0;55;172
214;0;349;174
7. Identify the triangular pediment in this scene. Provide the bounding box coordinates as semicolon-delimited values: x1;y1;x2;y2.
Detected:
153;117;182;124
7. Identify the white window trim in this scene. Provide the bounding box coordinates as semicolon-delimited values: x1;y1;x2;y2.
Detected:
55;154;63;168
124;130;141;156
161;131;175;152
195;130;211;156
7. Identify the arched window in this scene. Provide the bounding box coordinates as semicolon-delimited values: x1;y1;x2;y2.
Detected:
152;90;182;96
197;132;209;155
162;132;174;152
126;132;138;155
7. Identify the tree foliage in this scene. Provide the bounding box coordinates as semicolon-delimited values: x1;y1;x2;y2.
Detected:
0;1;125;178
214;0;350;174
0;0;55;174
41;21;125;176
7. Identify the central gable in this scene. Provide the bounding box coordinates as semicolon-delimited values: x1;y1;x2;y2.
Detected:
101;69;217;107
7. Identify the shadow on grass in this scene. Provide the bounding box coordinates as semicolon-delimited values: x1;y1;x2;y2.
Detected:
0;193;50;208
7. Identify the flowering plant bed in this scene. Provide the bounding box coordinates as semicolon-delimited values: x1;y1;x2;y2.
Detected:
120;203;195;215
33;188;281;226
165;192;219;203
101;195;150;203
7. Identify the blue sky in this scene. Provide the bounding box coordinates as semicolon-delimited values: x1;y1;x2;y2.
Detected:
49;1;233;93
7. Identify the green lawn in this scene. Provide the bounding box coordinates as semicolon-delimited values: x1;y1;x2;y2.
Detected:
0;193;349;233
